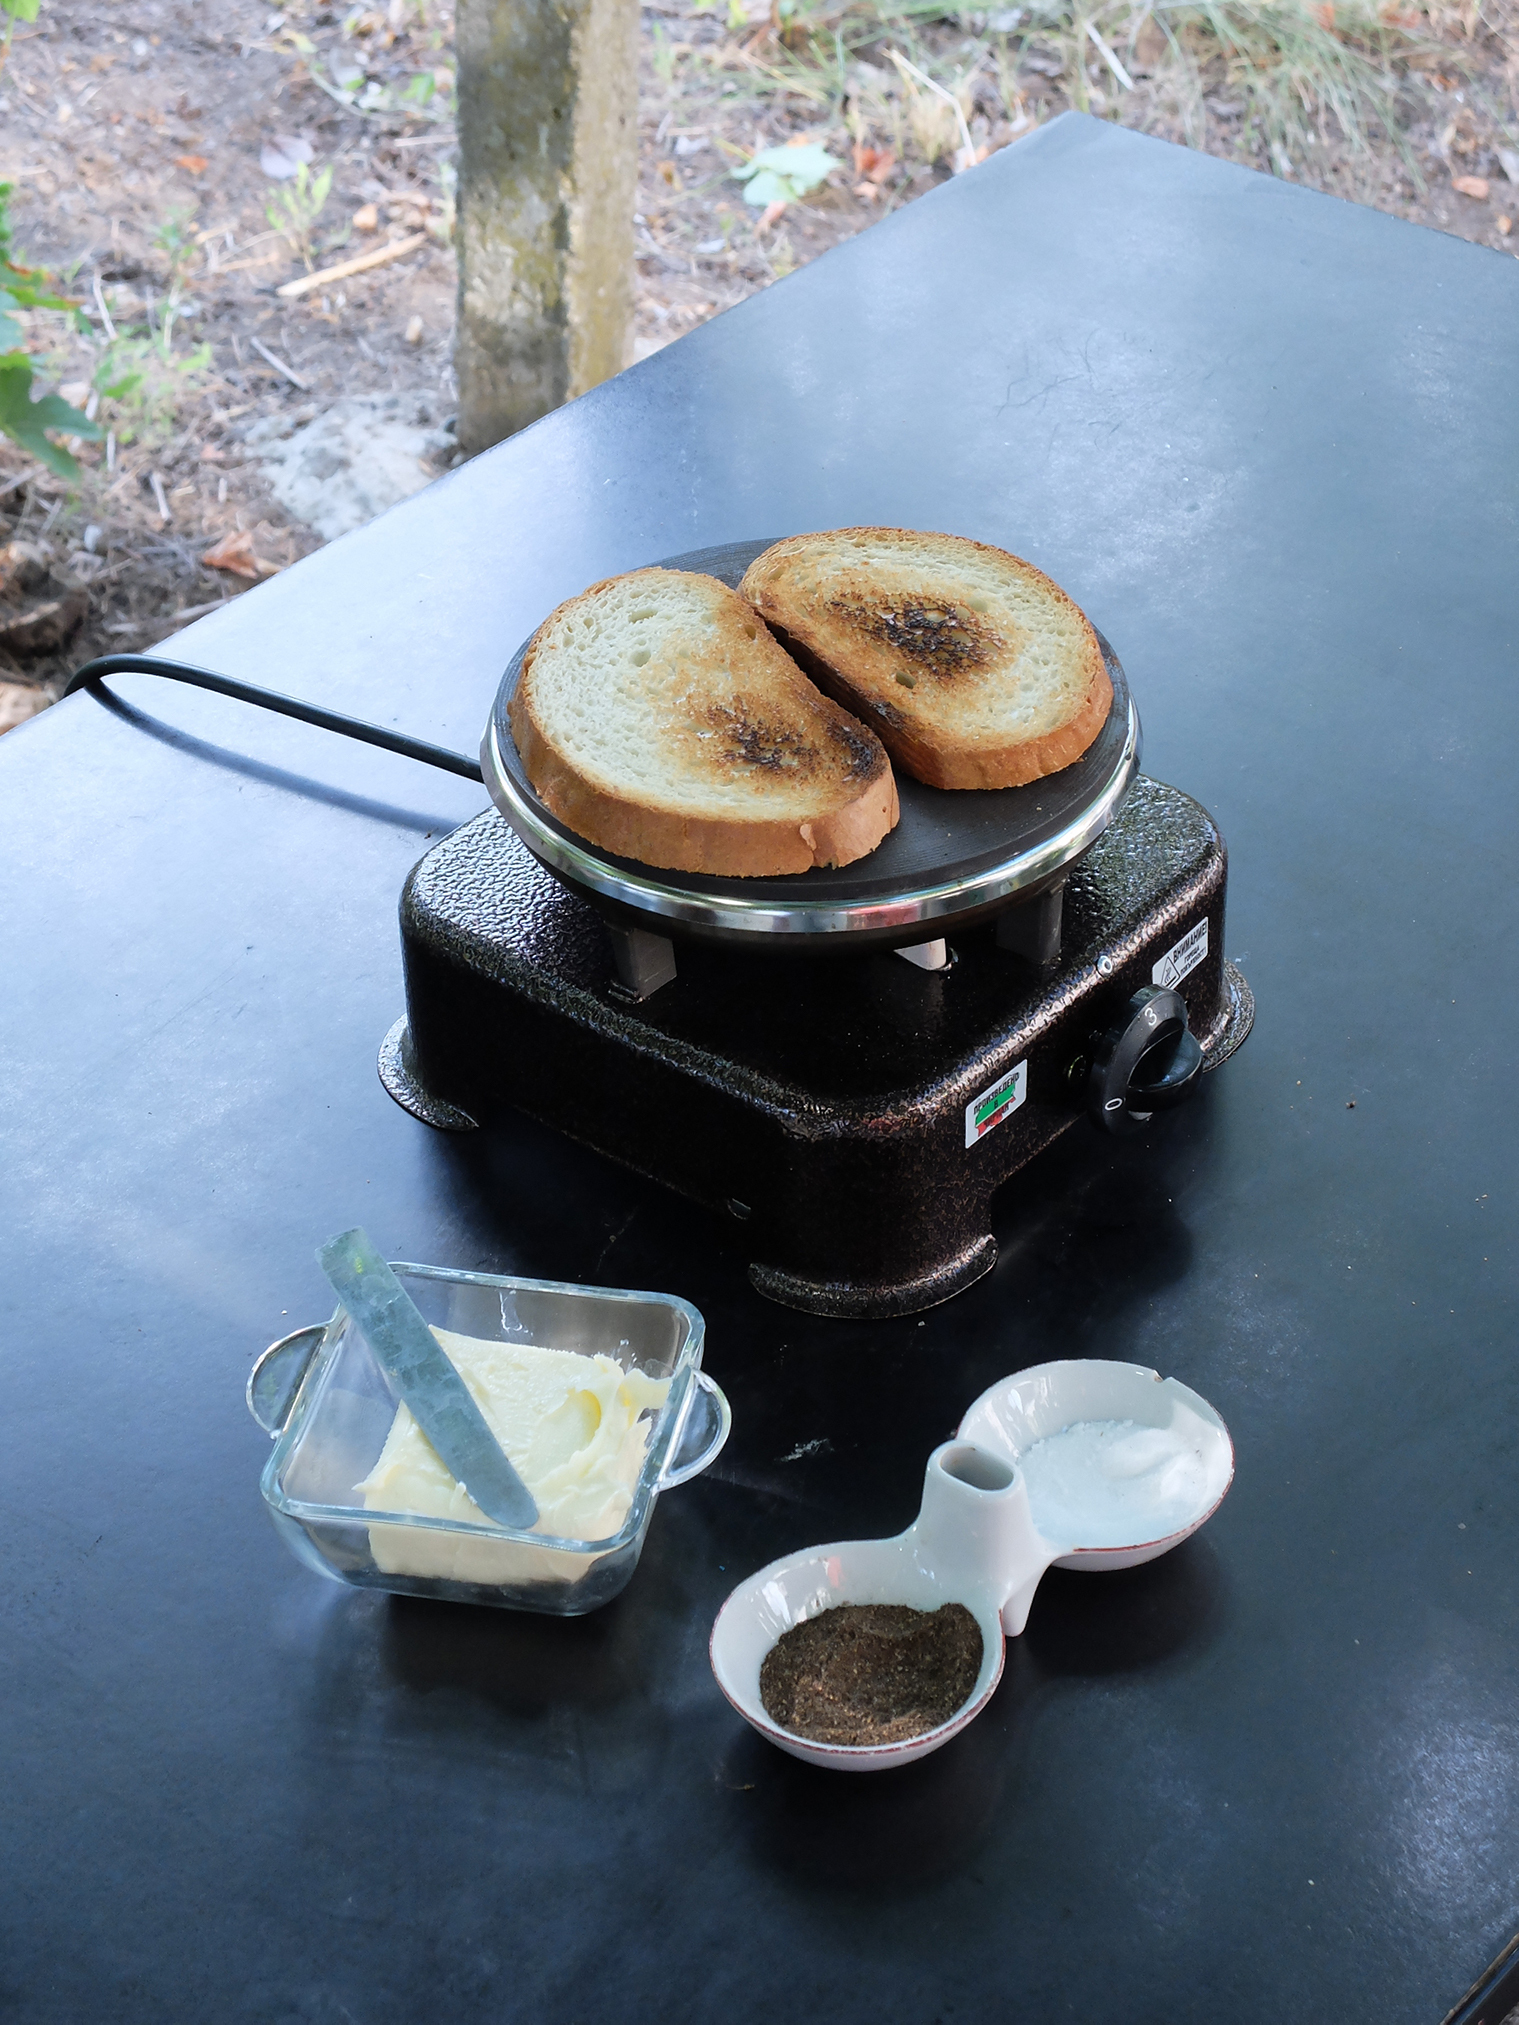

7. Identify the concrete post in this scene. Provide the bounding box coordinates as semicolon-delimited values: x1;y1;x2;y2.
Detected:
455;0;638;456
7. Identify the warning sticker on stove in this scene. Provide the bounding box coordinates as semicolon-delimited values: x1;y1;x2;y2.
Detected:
966;1060;1027;1149
1153;919;1209;991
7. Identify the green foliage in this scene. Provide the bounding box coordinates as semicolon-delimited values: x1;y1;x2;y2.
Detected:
0;364;99;478
0;182;80;346
733;138;840;205
90;333;212;446
153;207;201;293
1156;0;1425;169
703;0;1432;185
0;182;100;478
0;0;39;96
265;160;333;269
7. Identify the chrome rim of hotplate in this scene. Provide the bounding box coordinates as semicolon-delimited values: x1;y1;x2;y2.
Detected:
478;699;1142;941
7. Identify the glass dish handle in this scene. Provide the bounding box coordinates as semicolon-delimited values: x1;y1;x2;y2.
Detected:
247;1324;326;1436
657;1369;732;1490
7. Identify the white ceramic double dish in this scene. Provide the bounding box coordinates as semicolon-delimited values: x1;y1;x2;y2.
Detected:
710;1358;1233;1772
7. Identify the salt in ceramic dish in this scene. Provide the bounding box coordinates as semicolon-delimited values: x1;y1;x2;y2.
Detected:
958;1358;1234;1575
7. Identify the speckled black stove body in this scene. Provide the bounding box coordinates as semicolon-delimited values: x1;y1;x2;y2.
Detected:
384;776;1249;1317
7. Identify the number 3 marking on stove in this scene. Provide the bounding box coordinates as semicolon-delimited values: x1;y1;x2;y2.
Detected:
1144;1005;1158;1026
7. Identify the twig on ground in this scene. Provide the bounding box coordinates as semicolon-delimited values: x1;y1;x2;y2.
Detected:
218;250;285;276
92;276;117;341
887;48;980;174
149;472;171;523
276;231;428;299
1087;22;1133;92
247;336;311;390
0;466;46;501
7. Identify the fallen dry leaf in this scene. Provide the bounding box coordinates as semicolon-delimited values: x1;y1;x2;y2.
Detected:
0;540;52;603
1453;174;1490;199
352;202;379;232
852;144;897;183
201;530;264;579
854;181;880;202
1131;14;1167;68
1313;1;1335;28
174;153;208;174
756;198;787;232
261;133;313;180
1499;214;1513;235
0;682;50;734
0;592;88;657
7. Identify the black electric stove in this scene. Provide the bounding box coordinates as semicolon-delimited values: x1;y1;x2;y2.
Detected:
380;542;1253;1317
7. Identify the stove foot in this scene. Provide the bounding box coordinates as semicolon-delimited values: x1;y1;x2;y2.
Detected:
996;880;1064;965
377;1018;479;1132
895;937;951;973
747;1232;996;1319
1200;959;1255;1070
606;924;678;1000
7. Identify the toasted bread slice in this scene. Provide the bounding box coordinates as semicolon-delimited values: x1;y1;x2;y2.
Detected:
738;529;1113;791
507;567;899;877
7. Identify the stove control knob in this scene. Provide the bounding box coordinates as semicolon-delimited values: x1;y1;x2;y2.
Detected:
1088;986;1204;1135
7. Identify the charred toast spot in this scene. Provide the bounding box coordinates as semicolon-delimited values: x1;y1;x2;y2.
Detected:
827;712;889;782
695;700;884;787
832;597;999;682
702;702;823;778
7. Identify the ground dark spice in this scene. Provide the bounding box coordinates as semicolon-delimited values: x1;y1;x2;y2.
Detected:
758;1601;983;1747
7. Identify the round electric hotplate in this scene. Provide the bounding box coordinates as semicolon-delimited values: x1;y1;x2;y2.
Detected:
480;539;1141;947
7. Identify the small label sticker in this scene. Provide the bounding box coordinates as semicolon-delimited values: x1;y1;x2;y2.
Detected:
1153;919;1208;990
966;1060;1027;1148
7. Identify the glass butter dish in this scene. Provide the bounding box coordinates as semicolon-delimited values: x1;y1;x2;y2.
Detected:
248;1264;730;1615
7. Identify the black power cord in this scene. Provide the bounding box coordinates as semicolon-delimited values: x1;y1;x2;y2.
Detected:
64;653;486;785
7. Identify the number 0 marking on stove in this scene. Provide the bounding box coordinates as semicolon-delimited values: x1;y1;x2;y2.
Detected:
967;1060;1028;1148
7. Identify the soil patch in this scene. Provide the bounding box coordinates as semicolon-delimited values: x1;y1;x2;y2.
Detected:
1;0;1514;723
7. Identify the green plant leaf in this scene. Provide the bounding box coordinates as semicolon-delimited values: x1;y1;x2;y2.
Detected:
738;167;794;207
734;140;839;204
0;357;101;479
1;0;43;23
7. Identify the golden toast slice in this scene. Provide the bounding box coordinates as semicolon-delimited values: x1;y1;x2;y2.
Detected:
739;529;1113;791
507;567;899;877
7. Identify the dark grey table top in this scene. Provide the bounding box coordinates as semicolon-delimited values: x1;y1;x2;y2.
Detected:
4;113;1517;2024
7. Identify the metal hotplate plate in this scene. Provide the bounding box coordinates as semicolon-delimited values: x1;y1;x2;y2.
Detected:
480;538;1141;945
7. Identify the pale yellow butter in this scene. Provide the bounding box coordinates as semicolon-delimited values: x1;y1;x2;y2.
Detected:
355;1328;670;1586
